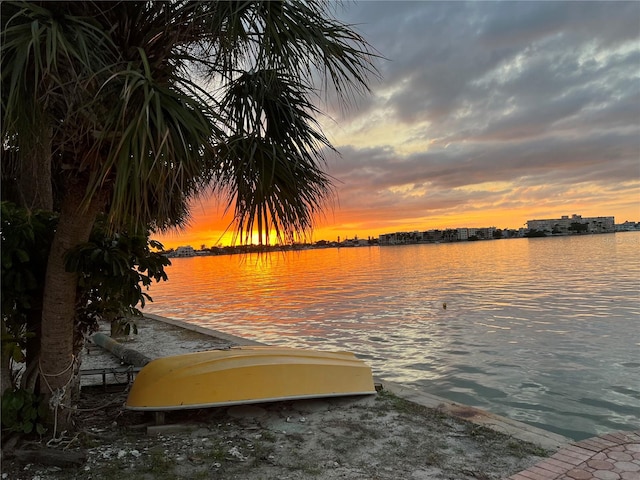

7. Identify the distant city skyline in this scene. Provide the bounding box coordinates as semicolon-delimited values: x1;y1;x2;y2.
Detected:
157;212;637;249
154;1;640;249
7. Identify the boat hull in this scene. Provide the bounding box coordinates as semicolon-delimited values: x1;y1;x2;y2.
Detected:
125;347;376;411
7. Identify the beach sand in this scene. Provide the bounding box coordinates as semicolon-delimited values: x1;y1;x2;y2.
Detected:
2;315;557;480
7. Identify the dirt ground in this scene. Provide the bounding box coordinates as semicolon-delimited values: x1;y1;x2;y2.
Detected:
1;318;551;480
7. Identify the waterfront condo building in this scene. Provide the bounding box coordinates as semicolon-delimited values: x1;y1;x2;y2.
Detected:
173;245;196;257
526;214;615;234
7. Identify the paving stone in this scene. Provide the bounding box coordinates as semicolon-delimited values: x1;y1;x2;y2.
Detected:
592;471;620;480
554;452;588;466
518;469;551;480
513;431;640;480
566;468;594;480
608;452;633;462
528;465;561;478
578;440;607;452
587;459;614;470
549;457;582;471
604;433;629;443
620;472;640;480
536;460;573;475
614;462;640;472
589;439;618;450
568;446;600;457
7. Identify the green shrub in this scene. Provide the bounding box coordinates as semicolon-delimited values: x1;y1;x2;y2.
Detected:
1;388;48;435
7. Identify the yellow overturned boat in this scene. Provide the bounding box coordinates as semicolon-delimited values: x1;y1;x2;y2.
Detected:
126;346;376;411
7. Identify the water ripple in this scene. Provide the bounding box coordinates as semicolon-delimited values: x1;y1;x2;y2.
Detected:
146;233;640;440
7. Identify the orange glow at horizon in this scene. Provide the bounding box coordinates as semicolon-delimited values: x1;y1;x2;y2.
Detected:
152;191;640;250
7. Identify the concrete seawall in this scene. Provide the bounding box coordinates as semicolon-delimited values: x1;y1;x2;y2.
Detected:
142;313;570;451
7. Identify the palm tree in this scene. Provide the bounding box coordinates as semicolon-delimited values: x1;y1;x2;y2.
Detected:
2;1;375;429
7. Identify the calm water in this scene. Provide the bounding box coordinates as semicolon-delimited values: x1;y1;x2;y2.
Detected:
145;232;640;440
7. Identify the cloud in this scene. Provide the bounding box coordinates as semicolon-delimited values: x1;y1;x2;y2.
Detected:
319;1;640;228
336;1;639;130
158;1;640;247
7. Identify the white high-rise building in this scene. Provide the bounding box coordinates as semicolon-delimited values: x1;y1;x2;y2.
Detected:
527;214;615;234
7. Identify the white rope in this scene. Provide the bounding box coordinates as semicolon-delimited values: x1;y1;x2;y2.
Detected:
39;355;77;443
40;354;76;379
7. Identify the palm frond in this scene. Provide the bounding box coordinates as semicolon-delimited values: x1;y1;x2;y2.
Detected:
248;1;378;103
3;0;377;243
1;2;112;150
216;134;333;245
87;50;222;229
215;67;337;244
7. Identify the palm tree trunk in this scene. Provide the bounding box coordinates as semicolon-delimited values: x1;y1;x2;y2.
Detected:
38;180;101;430
21;125;54;392
17;124;53;211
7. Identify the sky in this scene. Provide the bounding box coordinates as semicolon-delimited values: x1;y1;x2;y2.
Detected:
156;1;640;249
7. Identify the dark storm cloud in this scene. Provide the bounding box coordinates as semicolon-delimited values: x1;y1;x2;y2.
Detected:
327;1;640;221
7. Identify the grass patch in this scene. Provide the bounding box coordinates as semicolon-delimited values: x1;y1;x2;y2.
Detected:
145;449;176;476
190;469;212;480
376;389;449;423
295;463;323;475
505;439;550;458
251;439;276;466
260;429;277;442
89;462;128;480
205;439;227;462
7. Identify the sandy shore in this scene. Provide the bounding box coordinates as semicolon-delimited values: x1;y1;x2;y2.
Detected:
2;315;563;480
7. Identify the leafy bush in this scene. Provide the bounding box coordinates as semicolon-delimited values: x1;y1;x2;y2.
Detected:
1;388;48;435
65;218;171;337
